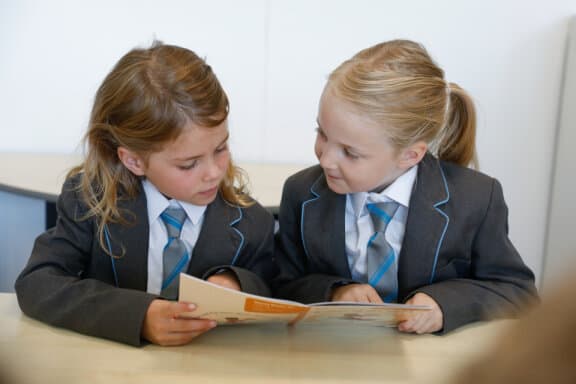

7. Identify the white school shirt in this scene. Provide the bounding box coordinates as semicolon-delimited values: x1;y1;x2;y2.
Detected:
142;179;207;295
345;165;417;283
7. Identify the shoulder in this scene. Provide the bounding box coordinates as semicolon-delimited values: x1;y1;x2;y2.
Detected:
439;159;494;184
49;172;98;233
283;164;324;193
234;200;275;241
58;172;88;212
214;193;274;228
286;164;323;184
433;157;506;209
278;165;325;208
241;199;274;225
435;157;501;193
61;172;82;194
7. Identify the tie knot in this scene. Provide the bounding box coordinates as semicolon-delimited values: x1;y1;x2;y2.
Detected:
160;206;187;238
366;201;399;233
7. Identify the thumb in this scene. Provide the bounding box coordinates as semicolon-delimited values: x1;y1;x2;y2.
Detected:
172;301;197;314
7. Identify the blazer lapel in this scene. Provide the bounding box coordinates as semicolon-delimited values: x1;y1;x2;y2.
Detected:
302;174;351;278
106;189;150;291
187;194;242;277
398;153;450;298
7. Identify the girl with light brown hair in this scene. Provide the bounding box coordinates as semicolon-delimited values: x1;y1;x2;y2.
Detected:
16;41;276;346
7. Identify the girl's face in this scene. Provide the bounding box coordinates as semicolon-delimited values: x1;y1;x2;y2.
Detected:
315;88;414;194
121;120;230;206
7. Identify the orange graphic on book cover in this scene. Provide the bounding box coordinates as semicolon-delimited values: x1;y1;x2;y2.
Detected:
244;298;309;314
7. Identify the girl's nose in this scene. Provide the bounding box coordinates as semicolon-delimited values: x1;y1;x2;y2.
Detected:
318;146;338;170
204;159;223;181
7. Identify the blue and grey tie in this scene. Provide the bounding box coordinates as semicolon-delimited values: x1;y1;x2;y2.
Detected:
366;201;400;302
160;206;189;300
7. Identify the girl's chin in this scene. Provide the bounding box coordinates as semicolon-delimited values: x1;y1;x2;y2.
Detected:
325;179;350;195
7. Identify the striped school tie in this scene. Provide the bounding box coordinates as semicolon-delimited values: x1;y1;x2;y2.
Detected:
160;206;189;300
366;201;400;302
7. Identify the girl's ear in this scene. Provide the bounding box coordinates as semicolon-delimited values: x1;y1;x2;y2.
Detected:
117;147;146;176
398;141;427;169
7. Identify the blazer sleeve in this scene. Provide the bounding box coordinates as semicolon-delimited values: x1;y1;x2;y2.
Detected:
412;178;538;333
14;177;156;346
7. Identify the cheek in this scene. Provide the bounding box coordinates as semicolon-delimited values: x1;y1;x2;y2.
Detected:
218;151;231;169
343;165;374;191
314;138;323;159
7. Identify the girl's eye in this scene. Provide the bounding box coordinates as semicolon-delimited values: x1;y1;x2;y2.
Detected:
315;127;327;140
344;148;359;159
179;161;198;170
215;144;228;153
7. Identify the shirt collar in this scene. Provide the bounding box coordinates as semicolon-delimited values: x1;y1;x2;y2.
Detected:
142;179;207;225
349;165;418;218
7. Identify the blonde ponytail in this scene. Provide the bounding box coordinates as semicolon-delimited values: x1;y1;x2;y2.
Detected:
433;83;478;168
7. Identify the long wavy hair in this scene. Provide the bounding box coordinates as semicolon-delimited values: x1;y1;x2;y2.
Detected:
69;41;251;255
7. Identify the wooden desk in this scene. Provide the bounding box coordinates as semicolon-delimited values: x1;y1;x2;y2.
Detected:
0;293;511;384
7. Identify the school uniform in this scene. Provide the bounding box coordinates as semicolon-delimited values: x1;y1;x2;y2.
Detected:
15;174;276;346
274;153;538;333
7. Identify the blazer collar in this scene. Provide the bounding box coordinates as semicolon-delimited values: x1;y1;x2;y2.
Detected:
187;193;244;277
106;190;245;290
304;172;351;278
106;188;150;291
397;153;451;297
304;156;451;290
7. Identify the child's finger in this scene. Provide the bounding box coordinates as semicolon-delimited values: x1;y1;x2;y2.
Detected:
367;290;384;303
169;318;217;333
170;302;197;317
397;319;413;332
156;330;210;346
398;313;425;333
412;314;432;334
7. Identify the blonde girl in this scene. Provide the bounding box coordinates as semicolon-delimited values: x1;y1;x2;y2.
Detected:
274;40;537;334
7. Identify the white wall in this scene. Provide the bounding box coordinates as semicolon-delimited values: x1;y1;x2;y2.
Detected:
2;0;576;287
542;16;576;290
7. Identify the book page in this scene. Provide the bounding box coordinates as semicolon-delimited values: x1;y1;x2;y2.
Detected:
178;273;431;327
305;303;431;327
178;273;308;325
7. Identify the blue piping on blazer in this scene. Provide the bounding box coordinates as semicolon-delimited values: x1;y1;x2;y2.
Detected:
300;179;321;259
229;207;245;265
104;207;247;287
298;164;451;286
104;225;119;287
430;164;450;284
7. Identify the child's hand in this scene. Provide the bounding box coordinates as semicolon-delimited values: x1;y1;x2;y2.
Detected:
331;283;383;303
397;292;443;334
206;271;241;291
142;299;217;346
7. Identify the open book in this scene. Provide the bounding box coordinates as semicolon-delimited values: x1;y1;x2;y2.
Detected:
178;273;431;327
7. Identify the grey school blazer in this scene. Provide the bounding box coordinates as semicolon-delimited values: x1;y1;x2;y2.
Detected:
274;153;538;333
15;174;276;346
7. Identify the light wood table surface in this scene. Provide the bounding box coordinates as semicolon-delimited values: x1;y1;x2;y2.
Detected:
0;293;511;384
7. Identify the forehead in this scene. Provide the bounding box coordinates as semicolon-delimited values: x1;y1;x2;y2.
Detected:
318;89;390;150
158;120;229;158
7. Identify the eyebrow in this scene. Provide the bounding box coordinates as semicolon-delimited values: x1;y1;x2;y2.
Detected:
315;121;365;155
174;133;229;162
